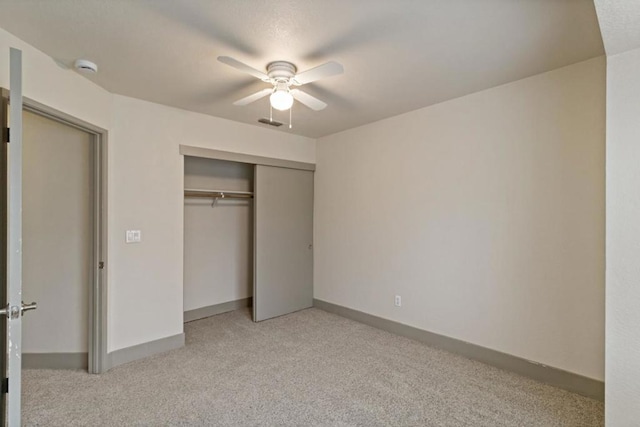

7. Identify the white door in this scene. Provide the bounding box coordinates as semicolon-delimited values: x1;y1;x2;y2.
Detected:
4;47;37;426
253;165;314;321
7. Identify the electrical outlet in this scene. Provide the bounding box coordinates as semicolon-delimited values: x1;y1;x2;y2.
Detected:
394;295;402;307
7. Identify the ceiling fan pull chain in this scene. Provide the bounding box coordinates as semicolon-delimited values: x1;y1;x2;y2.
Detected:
289;103;293;129
270;104;273;122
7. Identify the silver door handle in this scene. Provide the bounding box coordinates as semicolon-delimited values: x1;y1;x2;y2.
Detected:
0;302;37;319
21;302;37;314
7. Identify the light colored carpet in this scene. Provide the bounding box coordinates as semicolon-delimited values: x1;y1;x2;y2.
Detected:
23;308;603;426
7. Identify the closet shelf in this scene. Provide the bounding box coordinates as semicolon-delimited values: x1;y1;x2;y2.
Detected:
184;188;253;199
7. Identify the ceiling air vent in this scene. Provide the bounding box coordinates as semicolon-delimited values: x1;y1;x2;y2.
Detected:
258;118;283;127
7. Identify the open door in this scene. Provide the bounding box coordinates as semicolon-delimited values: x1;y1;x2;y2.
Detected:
0;53;9;427
253;165;314;322
1;47;38;426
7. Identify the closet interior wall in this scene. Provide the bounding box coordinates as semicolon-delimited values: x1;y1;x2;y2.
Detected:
183;156;254;320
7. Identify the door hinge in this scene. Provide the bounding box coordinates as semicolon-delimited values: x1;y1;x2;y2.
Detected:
2;378;8;394
3;127;8;143
98;261;105;270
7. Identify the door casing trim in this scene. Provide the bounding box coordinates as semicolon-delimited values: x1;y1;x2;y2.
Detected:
1;88;109;374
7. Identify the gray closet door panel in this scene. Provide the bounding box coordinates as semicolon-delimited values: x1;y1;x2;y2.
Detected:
254;165;313;322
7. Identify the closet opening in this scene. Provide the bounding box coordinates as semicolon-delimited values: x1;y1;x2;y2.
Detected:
183;156;254;322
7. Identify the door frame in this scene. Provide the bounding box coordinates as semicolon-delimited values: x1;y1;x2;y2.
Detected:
1;88;109;374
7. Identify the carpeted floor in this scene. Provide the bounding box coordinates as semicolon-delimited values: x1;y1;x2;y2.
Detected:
22;308;603;426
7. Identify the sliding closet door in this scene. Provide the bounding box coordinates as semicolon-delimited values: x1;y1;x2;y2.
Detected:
254;165;313;322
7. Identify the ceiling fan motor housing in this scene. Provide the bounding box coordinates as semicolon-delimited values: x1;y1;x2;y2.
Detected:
267;61;297;84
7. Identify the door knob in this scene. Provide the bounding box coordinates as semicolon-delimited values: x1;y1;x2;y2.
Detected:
0;302;37;319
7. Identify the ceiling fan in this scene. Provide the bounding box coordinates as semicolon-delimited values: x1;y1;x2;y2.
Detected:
218;56;344;112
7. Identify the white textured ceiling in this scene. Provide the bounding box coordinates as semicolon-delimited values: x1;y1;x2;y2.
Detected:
594;0;640;55
0;0;604;138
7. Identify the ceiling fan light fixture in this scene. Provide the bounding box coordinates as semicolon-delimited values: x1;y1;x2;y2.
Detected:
270;88;294;111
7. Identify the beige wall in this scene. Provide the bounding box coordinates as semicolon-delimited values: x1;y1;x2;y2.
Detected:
314;57;605;380
0;27;315;353
184;157;253;312
604;46;640;423
108;95;314;351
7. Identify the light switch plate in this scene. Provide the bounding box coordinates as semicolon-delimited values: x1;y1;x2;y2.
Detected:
126;230;141;243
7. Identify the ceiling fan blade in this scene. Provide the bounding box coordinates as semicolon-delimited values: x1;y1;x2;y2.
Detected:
233;88;273;106
293;61;344;85
218;56;269;81
291;89;327;111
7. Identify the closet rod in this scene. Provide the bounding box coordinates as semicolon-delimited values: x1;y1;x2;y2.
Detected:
184;188;254;199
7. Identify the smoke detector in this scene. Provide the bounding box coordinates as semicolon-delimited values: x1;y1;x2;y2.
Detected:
74;59;98;74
